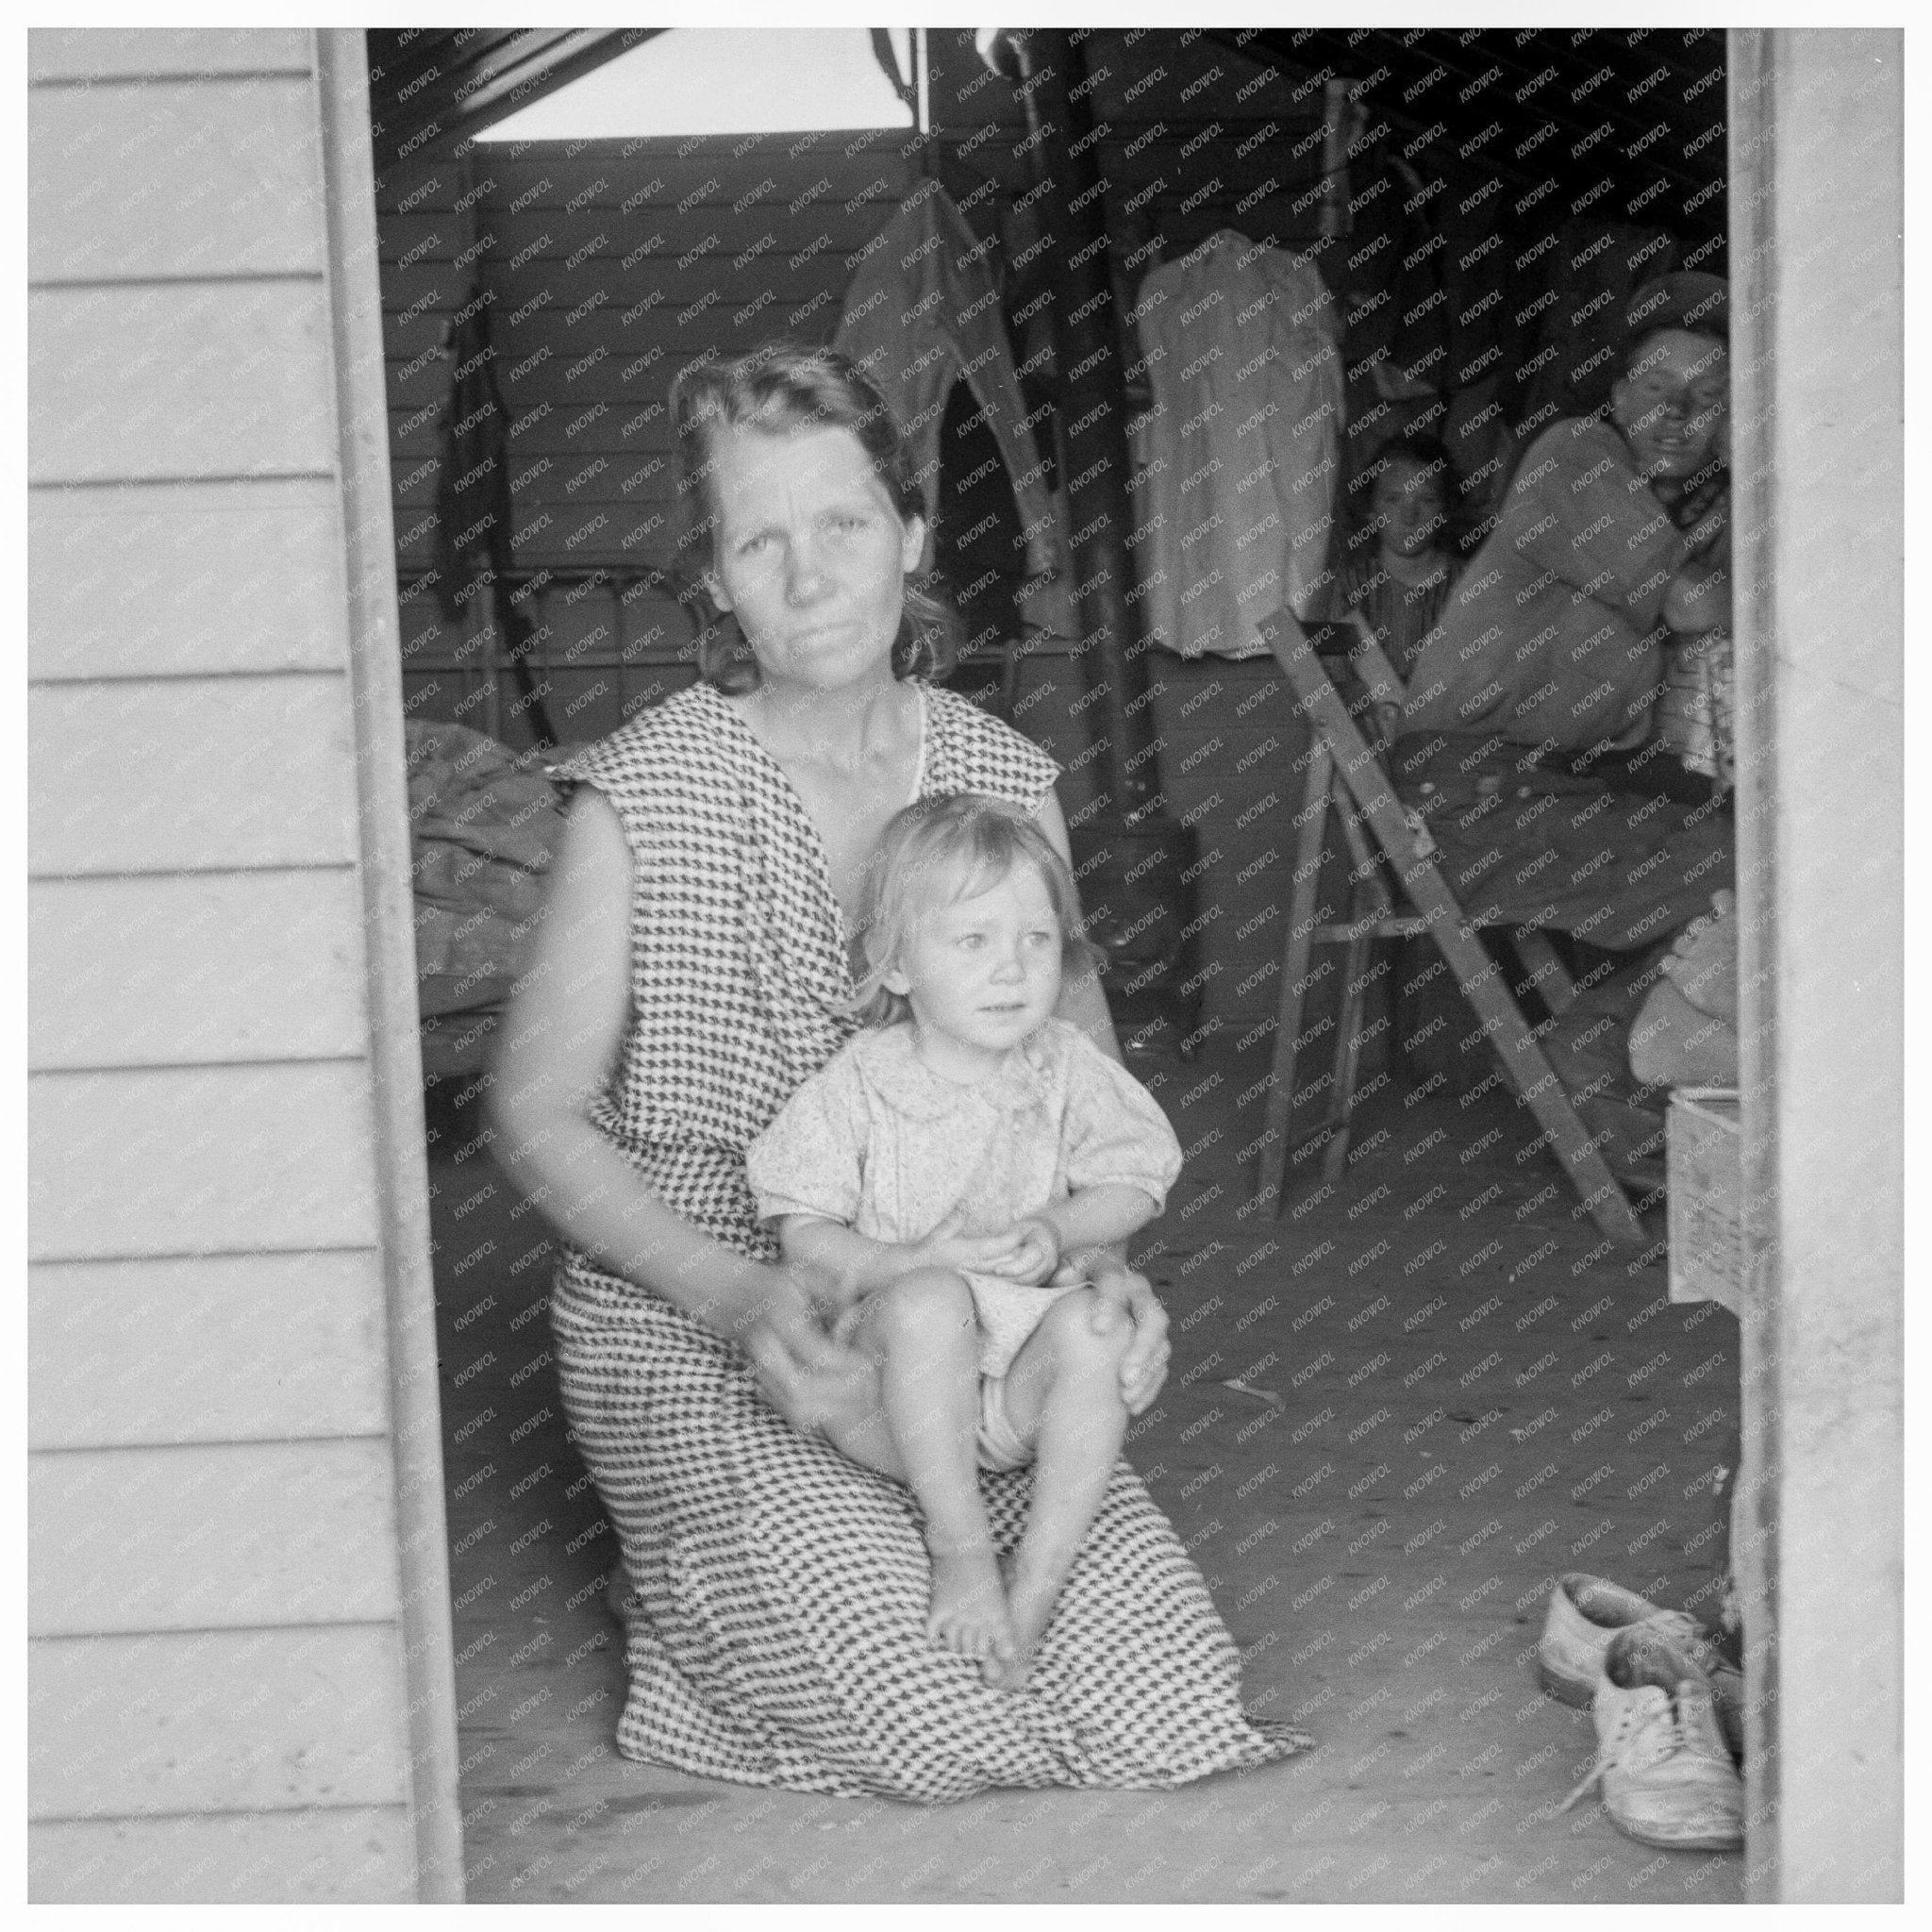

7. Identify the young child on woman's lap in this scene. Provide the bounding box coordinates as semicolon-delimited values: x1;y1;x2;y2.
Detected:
745;793;1181;1690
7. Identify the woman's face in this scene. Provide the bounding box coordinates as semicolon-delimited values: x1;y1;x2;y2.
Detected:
1373;459;1448;559
1611;328;1729;482
703;424;925;693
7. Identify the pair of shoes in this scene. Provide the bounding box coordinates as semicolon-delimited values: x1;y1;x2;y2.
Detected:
1539;1573;1743;1757
1558;1624;1744;1852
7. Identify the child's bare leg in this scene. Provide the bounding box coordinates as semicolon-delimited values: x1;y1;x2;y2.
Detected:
836;1269;1015;1667
983;1289;1132;1690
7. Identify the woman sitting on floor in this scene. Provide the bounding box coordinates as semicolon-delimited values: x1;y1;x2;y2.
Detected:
491;340;1308;1803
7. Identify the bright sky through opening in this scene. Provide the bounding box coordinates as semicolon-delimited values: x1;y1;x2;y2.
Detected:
477;28;916;142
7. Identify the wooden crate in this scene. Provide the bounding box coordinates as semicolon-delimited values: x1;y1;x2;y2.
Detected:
1667;1088;1742;1315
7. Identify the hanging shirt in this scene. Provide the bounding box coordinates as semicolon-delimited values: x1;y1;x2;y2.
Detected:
835;184;1059;585
1131;230;1346;658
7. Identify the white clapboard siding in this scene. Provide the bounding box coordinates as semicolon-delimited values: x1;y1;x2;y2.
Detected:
31;872;370;1070
27;27;458;1897
28;26;313;82
29;282;335;484
28;1062;381;1261
29;1252;391;1450
29;676;360;875
29;78;325;283
28;1625;410;1820
29;1807;416;1905
31;1440;401;1636
29;478;349;681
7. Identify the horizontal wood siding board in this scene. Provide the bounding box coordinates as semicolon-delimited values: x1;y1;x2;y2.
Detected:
28;27;314;83
383;332;835;407
29;675;360;875
31;871;370;1070
29;282;336;484
30;78;325;284
28;478;350;681
29;1251;391;1449
387;416;679;467
29;1061;382;1261
29;1805;415;1904
374;131;940;218
28;1624;409;1819
469;145;922;206
379;260;851;340
31;1439;401;1635
379;204;897;270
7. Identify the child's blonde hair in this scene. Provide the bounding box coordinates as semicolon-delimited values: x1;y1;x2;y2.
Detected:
851;793;1107;1027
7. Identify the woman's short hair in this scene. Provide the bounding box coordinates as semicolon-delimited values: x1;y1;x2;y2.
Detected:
670;339;959;690
849;792;1106;1028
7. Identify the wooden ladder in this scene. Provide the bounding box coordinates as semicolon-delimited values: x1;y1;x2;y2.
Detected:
1250;607;1646;1246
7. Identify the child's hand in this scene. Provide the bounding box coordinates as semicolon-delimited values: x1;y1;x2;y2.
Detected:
982;1216;1060;1286
909;1209;1034;1280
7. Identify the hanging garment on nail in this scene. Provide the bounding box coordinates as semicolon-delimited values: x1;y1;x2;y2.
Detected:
1131;230;1346;657
835;183;1059;586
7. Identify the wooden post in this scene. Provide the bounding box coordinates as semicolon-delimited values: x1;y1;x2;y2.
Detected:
1001;27;1161;818
995;30;1202;1039
1727;26;1904;1903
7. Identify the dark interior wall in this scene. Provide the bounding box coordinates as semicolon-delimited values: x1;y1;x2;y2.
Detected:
376;133;916;741
372;25;1724;1042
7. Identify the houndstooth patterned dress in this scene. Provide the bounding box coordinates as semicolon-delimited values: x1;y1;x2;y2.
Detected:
546;678;1310;1801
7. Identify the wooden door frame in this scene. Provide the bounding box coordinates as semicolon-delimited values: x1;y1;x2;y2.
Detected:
1727;26;1905;1902
317;28;466;1901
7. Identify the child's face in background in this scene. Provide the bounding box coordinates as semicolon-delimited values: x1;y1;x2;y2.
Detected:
886;861;1064;1076
1374;458;1448;560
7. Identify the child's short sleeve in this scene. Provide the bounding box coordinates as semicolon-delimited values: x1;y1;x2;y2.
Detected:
743;1048;869;1227
1058;1031;1184;1213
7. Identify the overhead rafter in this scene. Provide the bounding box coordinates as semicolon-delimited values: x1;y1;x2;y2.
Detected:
365;28;663;173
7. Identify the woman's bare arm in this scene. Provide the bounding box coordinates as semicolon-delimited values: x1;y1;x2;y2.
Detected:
491;789;788;1341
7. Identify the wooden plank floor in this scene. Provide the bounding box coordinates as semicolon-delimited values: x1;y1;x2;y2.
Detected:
423;1039;1746;1904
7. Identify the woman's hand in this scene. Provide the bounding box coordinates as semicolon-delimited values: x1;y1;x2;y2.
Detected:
736;1266;882;1441
1078;1257;1172;1414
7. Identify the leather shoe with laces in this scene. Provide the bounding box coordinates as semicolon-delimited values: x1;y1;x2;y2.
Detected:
1559;1624;1743;1852
1539;1572;1742;1758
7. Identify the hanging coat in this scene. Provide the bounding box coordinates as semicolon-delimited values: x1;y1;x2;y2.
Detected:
834;183;1059;585
1132;230;1345;657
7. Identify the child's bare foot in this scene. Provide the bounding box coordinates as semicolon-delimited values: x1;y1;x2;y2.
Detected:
925;1541;1016;1668
981;1561;1060;1691
1660;890;1739;1023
